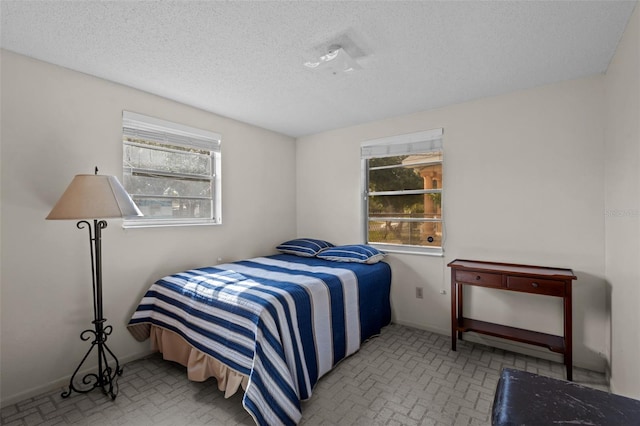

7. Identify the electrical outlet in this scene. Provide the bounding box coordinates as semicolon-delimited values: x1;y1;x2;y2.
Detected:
416;287;424;299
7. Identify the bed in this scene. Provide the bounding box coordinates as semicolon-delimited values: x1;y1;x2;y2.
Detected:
127;250;391;425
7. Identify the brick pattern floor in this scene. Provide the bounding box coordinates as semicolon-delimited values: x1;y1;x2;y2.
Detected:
1;324;607;426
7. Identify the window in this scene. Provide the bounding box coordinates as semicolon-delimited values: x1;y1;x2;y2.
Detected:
361;129;443;255
122;111;221;228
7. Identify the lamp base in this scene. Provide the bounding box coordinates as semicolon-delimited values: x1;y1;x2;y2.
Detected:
61;320;123;400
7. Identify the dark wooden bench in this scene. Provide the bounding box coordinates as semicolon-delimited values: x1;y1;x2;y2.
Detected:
492;368;640;425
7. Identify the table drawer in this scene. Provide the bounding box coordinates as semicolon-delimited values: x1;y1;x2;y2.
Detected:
506;276;566;297
455;270;503;288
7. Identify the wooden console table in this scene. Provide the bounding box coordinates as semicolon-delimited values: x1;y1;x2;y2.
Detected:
448;259;576;380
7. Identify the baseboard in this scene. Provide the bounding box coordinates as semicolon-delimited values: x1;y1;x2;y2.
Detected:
0;350;155;408
392;320;605;373
392;320;450;337
460;333;564;363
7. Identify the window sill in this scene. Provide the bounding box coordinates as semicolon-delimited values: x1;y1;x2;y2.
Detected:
123;219;220;229
369;242;444;257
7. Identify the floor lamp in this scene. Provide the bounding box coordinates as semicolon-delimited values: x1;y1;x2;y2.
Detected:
46;168;142;400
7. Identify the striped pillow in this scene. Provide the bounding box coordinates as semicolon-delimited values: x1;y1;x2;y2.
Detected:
316;244;386;264
276;238;334;257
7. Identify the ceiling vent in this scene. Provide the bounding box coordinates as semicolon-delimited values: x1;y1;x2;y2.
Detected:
304;45;361;74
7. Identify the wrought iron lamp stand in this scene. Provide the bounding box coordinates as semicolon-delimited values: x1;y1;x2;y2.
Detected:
61;219;122;400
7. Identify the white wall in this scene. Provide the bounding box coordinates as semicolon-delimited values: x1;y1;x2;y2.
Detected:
604;4;640;399
0;50;297;405
297;76;608;373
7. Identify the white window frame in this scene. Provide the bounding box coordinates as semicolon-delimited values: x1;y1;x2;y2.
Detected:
121;111;221;228
361;128;444;256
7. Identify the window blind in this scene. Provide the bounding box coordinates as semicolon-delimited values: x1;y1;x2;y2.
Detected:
361;128;443;159
122;111;220;152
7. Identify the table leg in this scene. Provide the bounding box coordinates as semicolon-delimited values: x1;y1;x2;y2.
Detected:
564;283;573;381
451;277;457;351
457;282;464;341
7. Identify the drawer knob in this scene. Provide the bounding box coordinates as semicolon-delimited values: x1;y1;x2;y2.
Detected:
531;282;539;288
476;275;481;280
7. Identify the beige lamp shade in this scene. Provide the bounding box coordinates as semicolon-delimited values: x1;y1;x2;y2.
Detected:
46;174;143;220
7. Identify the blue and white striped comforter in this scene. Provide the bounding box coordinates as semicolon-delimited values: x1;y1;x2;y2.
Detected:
127;254;391;425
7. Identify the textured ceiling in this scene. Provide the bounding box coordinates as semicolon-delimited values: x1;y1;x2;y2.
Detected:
1;1;636;137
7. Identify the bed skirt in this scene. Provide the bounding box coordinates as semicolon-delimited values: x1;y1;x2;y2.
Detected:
149;325;249;398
